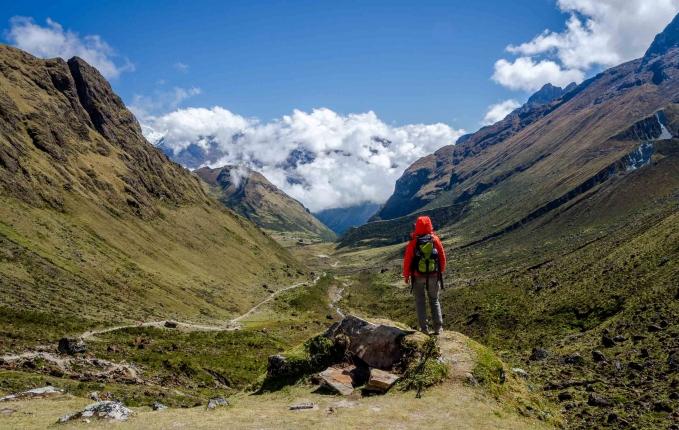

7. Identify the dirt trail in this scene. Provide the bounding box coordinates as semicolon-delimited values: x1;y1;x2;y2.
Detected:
79;280;311;341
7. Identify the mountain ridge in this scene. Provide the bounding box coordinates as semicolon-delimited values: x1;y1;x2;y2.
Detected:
195;164;335;242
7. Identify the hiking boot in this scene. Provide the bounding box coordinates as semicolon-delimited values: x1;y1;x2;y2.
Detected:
433;327;443;336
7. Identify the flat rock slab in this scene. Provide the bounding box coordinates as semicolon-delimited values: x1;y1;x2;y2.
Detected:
0;386;62;402
289;402;317;411
318;366;355;395
59;401;132;422
326;315;411;369
366;369;399;392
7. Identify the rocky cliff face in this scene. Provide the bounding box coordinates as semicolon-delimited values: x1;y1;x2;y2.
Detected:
0;45;298;323
0;46;208;219
196;165;335;241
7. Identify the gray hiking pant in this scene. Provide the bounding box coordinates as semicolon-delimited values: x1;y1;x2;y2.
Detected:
412;273;442;332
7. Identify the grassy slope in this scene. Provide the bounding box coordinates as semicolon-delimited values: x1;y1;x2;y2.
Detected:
0;46;302;351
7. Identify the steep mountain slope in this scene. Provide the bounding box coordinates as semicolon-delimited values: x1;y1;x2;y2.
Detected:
195;165;335;242
347;15;679;248
0;45;300;345
314;202;380;235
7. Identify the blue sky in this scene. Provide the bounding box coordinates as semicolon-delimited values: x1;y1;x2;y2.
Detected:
1;0;570;128
2;1;677;210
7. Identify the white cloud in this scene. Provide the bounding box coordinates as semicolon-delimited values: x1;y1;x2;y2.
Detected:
6;16;133;79
173;62;189;73
143;107;464;212
492;57;584;92
129;87;202;119
482;99;521;125
493;0;679;91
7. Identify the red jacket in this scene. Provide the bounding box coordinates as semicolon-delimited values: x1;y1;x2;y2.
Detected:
403;216;446;278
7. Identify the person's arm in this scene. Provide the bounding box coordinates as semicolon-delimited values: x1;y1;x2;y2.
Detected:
434;235;446;273
403;240;415;281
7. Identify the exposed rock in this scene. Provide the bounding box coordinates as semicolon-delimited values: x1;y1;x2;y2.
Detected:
563;353;585;365
511;368;528;379
318;366;354;395
366;369;399;392
152;402;167;411
653;401;673;413
0;386;62;402
207;397;228;409
89;391;100;401
530;347;549;361
558;391;573;402
613;335;627;343
58;338;87;355
289;402;316;411
464;373;478;386
588;393;612;407
592;350;606;363
324;315;411;369
266;354;289;378
648;324;663;333
59;401;132;422
0;407;16;416
601;335;616;348
164;321;178;328
628;361;645;372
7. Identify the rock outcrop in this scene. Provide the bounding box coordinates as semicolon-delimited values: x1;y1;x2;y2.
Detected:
59;401;132;422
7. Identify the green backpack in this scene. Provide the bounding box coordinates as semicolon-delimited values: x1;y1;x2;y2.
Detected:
412;234;440;274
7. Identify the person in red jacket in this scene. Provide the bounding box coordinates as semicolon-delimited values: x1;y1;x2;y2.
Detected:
403;216;447;334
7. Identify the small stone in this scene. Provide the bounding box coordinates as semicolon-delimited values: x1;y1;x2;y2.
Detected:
530;348;549;361
628;361;644;372
648;324;663;333
151;402;167;411
602;335;616;348
58;338;87;355
289;402;316;410
613;335;627;343
89;391;100;401
318;367;354;396
557;391;573;401
366;369;399;392
653;401;672;412
0;407;16;416
668;352;679;370
511;368;528;379
588;393;612;407
563;353;585;365
464;373;478;386
164;321;178;328
592;350;606;363
207;397;228;409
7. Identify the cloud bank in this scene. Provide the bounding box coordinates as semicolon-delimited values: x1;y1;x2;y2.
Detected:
492;0;679;91
143;107;464;212
482;99;521;125
6;16;133;79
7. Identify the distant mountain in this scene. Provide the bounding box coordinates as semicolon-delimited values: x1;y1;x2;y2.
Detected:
195;165;335;242
0;45;298;327
370;82;575;222
314;202;381;235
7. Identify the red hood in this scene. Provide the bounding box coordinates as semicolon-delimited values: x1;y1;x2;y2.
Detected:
413;216;434;236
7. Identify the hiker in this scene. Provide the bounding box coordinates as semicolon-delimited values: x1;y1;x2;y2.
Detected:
403;216;447;335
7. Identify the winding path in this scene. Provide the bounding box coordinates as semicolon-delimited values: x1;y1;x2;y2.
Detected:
79;279;311;340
